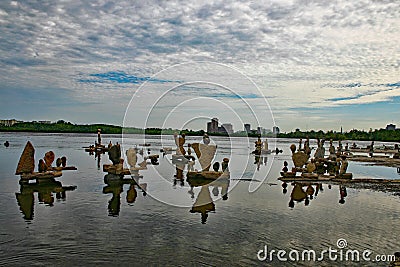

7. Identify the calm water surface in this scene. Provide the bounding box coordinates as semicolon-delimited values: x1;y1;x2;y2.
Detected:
0;132;399;266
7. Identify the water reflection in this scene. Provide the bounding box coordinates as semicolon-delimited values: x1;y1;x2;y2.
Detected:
172;157;186;187
187;177;230;224
284;182;333;209
84;140;108;170
339;185;347;204
190;186;215;224
102;174;147;217
171;152;196;188
15;179;77;221
85;149;105;170
254;155;268;171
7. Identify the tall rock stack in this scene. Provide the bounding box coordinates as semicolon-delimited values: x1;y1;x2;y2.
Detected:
15;141;35;175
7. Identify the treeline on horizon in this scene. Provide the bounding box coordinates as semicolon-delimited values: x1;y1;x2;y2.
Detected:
0;120;261;137
277;129;400;142
1;120;400;142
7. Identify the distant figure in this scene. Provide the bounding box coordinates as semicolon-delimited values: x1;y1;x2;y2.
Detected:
97;129;102;146
254;135;262;155
337;140;343;154
369;141;374;157
298;138;303;151
108;141;112;149
329;139;336;159
304;137;311;155
4;141;9;147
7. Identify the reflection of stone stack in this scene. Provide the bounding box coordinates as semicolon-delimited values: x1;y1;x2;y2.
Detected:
15;191;34;220
192;186;214;208
15;179;76;220
191;143;217;171
291;184;307;202
190;185;215;224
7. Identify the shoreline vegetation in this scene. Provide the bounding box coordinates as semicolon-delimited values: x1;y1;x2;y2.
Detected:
1;120;400;142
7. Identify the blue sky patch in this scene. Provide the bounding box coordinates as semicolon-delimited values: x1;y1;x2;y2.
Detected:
78;71;179;84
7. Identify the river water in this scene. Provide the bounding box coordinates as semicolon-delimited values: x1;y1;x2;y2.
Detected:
0;132;399;266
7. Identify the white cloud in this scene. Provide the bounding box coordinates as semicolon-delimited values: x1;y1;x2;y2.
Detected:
0;0;399;130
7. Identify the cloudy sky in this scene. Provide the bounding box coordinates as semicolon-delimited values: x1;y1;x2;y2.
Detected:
0;0;399;132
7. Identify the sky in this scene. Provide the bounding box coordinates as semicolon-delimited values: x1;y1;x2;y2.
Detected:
0;0;399;132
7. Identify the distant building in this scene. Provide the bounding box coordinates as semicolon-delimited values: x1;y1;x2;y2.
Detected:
0;119;22;126
207;122;211;133
273;126;280;134
221;123;234;134
386;124;396;130
206;118;233;134
38;120;51;124
207;118;219;133
257;127;262;135
244;124;251;133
